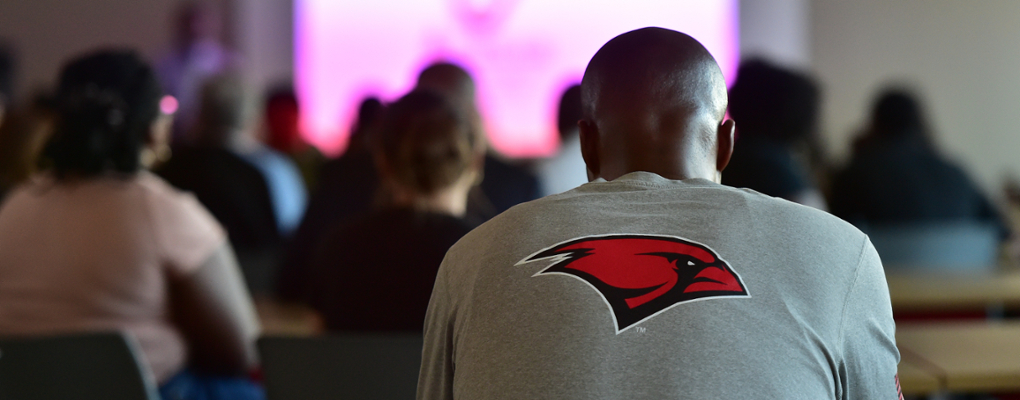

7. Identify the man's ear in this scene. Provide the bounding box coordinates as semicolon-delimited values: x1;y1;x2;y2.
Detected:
716;118;736;172
578;119;600;181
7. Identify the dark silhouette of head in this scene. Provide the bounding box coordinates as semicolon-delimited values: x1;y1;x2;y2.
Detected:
44;50;164;179
349;96;384;153
264;85;300;152
869;88;927;140
727;59;819;143
0;44;13;113
375;90;480;197
579;27;733;182
557;84;582;142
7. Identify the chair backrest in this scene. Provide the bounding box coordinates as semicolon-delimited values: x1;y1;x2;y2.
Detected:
258;333;423;400
0;331;160;400
864;222;1000;272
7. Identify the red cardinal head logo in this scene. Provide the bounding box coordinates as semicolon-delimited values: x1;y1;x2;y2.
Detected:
517;234;750;333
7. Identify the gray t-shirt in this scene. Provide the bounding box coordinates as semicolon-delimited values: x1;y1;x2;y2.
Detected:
418;171;900;399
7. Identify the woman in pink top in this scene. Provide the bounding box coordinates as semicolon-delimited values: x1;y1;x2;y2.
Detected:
0;50;262;399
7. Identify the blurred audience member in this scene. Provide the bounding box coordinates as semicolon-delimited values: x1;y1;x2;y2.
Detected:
416;62;540;220
0;43;12;124
0;95;56;199
192;73;306;237
263;85;324;191
157;0;240;141
722;59;827;210
308;90;482;331
276;96;384;301
831;88;1007;236
0;50;261;399
159;73;304;294
535;83;587;196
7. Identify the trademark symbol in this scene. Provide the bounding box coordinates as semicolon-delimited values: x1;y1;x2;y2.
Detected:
635;327;646;333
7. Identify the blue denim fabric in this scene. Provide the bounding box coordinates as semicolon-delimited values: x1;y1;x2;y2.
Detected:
159;369;265;400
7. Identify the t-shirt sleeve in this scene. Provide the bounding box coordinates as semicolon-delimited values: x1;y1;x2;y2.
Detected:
838;238;901;399
417;255;457;400
148;188;228;279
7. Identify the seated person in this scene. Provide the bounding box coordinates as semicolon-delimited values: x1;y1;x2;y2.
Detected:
535;84;589;196
831;88;1007;237
722;59;827;210
263;86;324;192
276;96;385;302
415;62;539;220
0;50;261;400
160;74;306;293
418;28;899;399
307;90;483;331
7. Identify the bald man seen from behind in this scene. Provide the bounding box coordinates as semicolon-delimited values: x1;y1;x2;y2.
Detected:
417;27;900;400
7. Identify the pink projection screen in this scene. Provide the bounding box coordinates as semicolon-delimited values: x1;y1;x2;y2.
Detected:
296;0;739;156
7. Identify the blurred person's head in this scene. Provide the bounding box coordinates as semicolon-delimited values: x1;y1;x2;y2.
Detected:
557;84;582;143
374;90;483;216
264;85;300;152
579;27;733;182
348;96;384;153
415;62;486;148
869;88;928;140
416;62;475;108
191;72;255;147
728;59;819;143
43;50;168;179
174;1;223;49
0;44;14;123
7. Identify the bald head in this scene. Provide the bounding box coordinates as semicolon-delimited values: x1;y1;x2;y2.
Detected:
416;62;476;110
579;27;733;182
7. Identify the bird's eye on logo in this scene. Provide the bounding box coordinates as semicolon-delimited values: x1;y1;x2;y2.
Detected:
516;234;750;333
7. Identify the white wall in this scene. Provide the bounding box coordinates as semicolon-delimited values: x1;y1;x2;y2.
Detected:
0;0;179;98
811;0;1020;196
0;0;292;102
739;0;811;69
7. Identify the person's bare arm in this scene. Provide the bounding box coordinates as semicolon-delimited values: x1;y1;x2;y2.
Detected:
170;243;261;375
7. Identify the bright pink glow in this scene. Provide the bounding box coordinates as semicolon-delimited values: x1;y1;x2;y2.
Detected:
160;95;179;115
296;0;739;156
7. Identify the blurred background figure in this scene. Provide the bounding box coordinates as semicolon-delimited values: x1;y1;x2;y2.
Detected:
0;50;261;399
415;62;539;221
831;88;1008;238
306;90;482;331
535;83;588;196
0;43;11;125
0;94;56;200
263;85;324;192
722;59;828;210
276;96;385;302
159;72;306;294
157;0;240;142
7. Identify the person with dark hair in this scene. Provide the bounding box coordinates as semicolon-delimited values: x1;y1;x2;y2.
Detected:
415;61;540;220
263;85;324;191
535;83;588;196
275;96;385;302
722;59;827;210
306;90;482;331
0;50;262;400
831;88;1006;235
418;28;899;399
0;43;13;123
